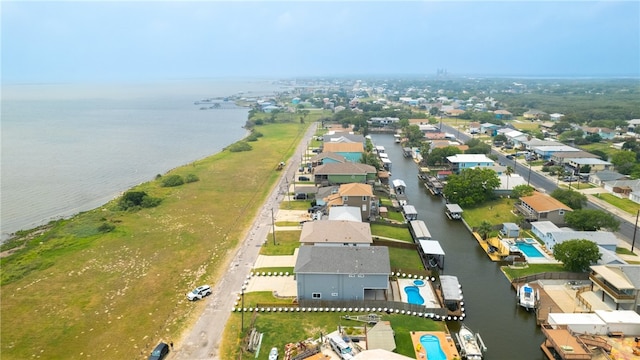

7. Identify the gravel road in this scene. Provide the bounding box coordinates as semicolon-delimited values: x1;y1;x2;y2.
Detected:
171;122;318;360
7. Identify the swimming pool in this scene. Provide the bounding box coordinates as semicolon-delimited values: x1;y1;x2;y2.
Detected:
514;242;544;258
419;335;446;360
404;286;425;305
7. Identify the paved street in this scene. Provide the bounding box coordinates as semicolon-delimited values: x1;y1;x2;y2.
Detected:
171;123;317;360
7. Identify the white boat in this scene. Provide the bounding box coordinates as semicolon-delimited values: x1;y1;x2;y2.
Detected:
455;323;486;360
516;283;539;311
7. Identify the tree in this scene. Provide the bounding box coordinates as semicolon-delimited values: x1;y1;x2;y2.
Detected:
443;168;501;207
611;150;636;175
477;220;493;240
404;124;425;147
511;184;535;198
504;166;514;190
553;239;601;272
551;188;587;210
564;209;620;231
426;146;462;166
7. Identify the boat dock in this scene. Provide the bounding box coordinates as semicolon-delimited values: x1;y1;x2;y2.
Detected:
473;233;510;261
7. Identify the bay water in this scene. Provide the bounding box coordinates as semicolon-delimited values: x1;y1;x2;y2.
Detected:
1;80;282;240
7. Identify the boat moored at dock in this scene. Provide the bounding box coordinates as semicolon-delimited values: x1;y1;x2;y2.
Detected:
455;323;487;360
517;283;539;311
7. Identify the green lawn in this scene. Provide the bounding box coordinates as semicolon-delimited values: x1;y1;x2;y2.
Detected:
371;223;412;242
260;231;301;255
593;193;640;215
501;264;568;281
462;198;520;227
388;247;424;271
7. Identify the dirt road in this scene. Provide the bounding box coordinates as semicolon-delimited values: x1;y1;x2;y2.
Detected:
171;122;318;360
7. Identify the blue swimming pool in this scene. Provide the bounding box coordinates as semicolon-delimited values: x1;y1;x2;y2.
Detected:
419;335;446;360
404;286;424;305
515;242;544;258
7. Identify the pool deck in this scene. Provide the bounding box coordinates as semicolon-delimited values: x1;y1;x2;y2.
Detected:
397;278;441;308
410;331;460;360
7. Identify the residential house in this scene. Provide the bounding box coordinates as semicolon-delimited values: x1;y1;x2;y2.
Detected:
294;246;390;302
299;220;372;247
549;113;565;121
515;192;572;225
323;132;365;144
550;151;600;166
566;158;612;174
309;152;347;167
581;126;617;140
589;265;640;311
446;154;495;174
313;163;377;186
430;140;468;153
368;117;400;127
496;174;528;196
322;142;364;162
324;182;376;221
531;145;581;160
494;109;513;120
603;179;640;202
589;170;628;187
468;122;481;134
626;119;640;132
480;123;500;135
521;139;560;151
530;221;618;251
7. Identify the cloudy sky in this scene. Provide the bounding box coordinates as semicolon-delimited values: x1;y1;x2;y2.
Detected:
2;1;638;83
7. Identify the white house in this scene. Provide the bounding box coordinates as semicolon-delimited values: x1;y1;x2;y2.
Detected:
530;221;618;251
446;154;494;174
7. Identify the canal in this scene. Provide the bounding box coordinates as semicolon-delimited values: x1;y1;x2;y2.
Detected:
371;134;546;359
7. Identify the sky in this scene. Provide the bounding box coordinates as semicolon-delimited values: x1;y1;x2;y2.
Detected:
2;1;639;83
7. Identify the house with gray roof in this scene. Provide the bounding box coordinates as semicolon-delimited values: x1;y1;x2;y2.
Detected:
313;163;377;186
589;170;628;187
530;221;618;251
294;246;390;302
322;132;365;144
589;265;640;311
532;145;581;160
299;220;372;246
566;157;612;173
550;151;600;165
328;206;362;222
603;179;640;200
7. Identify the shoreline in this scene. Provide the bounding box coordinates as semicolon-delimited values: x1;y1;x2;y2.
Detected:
1;123;253;245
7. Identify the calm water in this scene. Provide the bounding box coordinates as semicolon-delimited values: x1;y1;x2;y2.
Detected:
371;134;546;360
1;80;282;239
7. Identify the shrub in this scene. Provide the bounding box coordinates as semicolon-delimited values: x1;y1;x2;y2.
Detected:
246;130;264;142
161;174;184;187
184;174;199;183
226;141;252;152
97;222;115;233
118;191;162;211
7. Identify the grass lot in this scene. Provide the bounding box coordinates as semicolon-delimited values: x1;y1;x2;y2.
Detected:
593;193;640;215
280;199;311;210
462;198;520;227
221;311;445;359
617;247;638;256
260;231;301;255
0;118;316;359
509;119;541;131
388;247;425;270
501;264;567;281
370;223;412;242
579;142;617;158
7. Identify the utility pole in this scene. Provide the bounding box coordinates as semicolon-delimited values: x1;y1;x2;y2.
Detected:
632;209;639;252
271;208;276;245
241;286;245;331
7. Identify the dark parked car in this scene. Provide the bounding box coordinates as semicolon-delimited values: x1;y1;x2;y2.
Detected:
294;193;307;200
298;176;310;181
148;342;170;360
505;154;515;160
308;205;323;213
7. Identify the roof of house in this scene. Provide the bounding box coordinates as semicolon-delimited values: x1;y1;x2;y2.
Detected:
566;158;611;166
327;206;362;222
590;265;638;290
323;133;364;143
532;145;581;153
520;192;572;212
531;220;561;233
603;179;640;190
314;162;377;175
550;231;618;246
523;139;562;147
590;170;627;182
294;245;390;274
322;142;364;153
310;152;347;163
551;151;600;159
339;182;373;197
446;154;494;164
494;109;512;115
300;220;372;244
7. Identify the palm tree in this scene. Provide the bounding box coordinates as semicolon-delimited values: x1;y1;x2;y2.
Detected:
477;220;493;240
505;166;514;191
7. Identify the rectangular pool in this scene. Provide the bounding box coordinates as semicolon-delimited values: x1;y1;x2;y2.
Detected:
515;242;544;258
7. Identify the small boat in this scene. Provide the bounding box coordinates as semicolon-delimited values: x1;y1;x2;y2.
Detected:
516;283;539;311
455;323;486;360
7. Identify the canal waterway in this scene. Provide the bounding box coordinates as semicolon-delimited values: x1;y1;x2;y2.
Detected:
371;134;546;359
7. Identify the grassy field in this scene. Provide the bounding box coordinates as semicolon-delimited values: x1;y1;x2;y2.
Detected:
260;231;301;255
461;198;520;227
220;311;446;359
0;118;314;359
501;264;567;280
593;193;640;215
370;223;412;242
